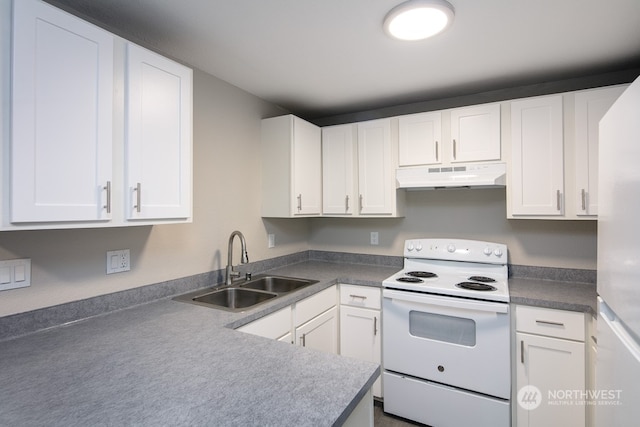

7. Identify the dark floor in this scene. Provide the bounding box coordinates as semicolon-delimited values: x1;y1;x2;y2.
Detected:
374;402;424;427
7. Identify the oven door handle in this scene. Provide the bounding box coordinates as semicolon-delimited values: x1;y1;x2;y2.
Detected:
383;289;509;314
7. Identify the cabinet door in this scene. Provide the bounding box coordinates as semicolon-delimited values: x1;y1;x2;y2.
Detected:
516;332;585;427
398;112;442;166
357;119;393;215
322;124;356;215
11;0;113;222
296;306;338;355
292;117;322;215
574;86;626;216
450;103;500;163
340;305;382;397
510;95;564;216
126;43;192;220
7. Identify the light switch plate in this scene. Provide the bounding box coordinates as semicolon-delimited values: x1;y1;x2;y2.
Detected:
0;259;31;291
106;249;130;274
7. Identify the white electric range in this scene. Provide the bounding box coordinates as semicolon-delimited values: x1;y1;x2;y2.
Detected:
382;238;511;427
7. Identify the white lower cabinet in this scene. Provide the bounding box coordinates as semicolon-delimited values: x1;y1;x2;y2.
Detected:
515;305;586;427
237;285;338;355
339;284;382;398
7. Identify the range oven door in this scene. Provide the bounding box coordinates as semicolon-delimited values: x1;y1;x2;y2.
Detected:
383;288;511;399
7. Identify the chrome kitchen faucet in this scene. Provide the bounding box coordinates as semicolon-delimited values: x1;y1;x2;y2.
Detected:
225;231;249;285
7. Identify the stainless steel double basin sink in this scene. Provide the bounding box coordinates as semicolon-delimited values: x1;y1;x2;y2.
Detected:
173;275;318;312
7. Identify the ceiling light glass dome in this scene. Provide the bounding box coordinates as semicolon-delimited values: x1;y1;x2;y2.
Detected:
384;0;455;41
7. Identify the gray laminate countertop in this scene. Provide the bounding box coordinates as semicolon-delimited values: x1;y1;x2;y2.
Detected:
0;261;398;427
0;259;597;426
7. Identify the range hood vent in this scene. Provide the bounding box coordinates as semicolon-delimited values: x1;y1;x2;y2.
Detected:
396;163;506;190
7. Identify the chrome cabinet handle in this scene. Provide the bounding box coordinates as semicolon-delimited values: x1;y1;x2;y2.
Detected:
300;333;306;347
359;194;363;212
453;139;457;160
349;294;367;300
556;190;561;211
133;183;141;213
103;181;111;213
435;141;439;161
374;316;378;336
345;195;349;212
536;320;565;327
581;189;586;211
521;340;525;364
297;194;302;212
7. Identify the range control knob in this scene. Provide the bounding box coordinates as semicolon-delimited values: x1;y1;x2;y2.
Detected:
407;243;414;251
483;247;492;256
494;248;503;257
447;244;456;253
416;243;423;252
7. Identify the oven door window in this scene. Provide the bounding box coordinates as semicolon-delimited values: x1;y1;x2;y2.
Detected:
409;310;476;346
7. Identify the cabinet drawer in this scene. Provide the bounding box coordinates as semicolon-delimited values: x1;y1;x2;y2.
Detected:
516;305;585;341
340;284;381;309
295;285;337;327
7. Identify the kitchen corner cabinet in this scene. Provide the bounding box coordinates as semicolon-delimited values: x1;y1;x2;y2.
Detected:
509;95;565;217
294;286;338;354
3;0;193;230
125;43;192;220
573;85;627;217
515;305;586;427
261;115;322;217
339;284;382;398
357;119;403;216
237;285;338;355
322;124;357;215
9;0;114;224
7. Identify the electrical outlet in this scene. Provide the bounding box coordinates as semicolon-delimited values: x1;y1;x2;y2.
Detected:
370;231;379;245
0;258;31;291
268;234;275;248
106;250;130;274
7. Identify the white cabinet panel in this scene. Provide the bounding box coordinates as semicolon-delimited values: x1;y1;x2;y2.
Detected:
322;124;356;215
11;0;113;223
261;115;321;217
510;95;564;216
573;85;626;216
398;111;442;166
125;43;192;220
296;306;338;354
357;119;394;215
450;103;501;163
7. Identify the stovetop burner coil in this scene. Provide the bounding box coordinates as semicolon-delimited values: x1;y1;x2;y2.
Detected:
406;271;438;279
468;275;496;283
456;281;497;291
396;277;424;283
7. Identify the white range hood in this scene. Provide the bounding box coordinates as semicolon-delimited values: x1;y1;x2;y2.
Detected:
396;163;506;190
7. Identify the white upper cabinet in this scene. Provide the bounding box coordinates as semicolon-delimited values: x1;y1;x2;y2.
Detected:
573;85;627;217
398;111;442;166
322;124;357;215
10;0;114;223
261;115;322;217
450;103;501;163
357;119;400;216
125;43;192;220
3;0;193;230
510;95;564;216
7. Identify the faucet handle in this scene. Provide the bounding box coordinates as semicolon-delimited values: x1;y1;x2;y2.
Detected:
245;272;252;281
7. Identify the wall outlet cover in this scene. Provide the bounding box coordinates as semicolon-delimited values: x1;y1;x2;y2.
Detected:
106;249;131;274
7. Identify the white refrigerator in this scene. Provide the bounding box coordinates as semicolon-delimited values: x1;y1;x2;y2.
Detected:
596;75;640;426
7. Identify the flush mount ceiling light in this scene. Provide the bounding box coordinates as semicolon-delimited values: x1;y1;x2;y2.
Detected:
384;0;455;41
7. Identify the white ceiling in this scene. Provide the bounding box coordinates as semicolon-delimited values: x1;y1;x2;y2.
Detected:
46;0;640;120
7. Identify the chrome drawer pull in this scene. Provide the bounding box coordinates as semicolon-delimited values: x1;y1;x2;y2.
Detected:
535;320;565;327
349;294;367;300
374;316;378;336
521;340;525;364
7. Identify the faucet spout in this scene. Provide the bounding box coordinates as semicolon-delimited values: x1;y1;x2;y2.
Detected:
226;231;249;285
